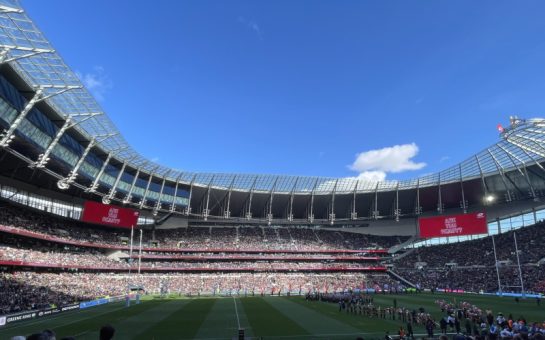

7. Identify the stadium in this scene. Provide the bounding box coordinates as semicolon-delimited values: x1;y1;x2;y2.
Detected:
0;1;544;339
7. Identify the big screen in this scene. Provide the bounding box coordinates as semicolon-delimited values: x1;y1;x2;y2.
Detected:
418;211;488;238
81;201;139;228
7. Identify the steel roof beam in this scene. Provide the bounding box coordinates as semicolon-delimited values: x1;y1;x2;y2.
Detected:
351;180;359;220
474;154;491;205
154;170;171;215
507;134;545;158
123;164;145;205
496;144;536;199
139;166;159;209
87;146;129;193
170;173;183;213
57;138;96;190
56;132;115;190
102;155;138;205
224;175;237;219
203;175;215;221
32;113;101;169
308;178;319;223
487;148;513;202
371;182;379;219
394;182;400;221
287;177;299;221
459;164;467;213
245;176;258;220
510;142;545;187
0;85;82;148
0;88;42;147
415;178;422;215
329;179;338;224
437;173;444;213
185;174;197;216
267;177;279;225
0;5;24;13
0;45;55;64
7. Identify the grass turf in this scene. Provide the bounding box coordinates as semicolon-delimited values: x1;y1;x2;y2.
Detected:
1;293;543;339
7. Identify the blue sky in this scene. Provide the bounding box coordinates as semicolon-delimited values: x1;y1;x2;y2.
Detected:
23;0;545;181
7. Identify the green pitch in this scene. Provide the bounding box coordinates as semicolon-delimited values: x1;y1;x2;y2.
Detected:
1;293;542;339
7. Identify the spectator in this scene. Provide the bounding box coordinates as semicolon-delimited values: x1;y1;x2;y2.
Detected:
99;325;115;340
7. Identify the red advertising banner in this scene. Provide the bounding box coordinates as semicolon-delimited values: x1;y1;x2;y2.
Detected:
419;212;488;238
81;201;139;228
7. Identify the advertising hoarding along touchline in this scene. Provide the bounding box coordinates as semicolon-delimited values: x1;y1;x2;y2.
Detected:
418;211;488;238
81;201;139;228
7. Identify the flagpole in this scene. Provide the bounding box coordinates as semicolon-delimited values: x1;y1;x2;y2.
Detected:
138;229;143;275
126;225;134;307
491;234;502;294
135;229;143;304
513;232;525;296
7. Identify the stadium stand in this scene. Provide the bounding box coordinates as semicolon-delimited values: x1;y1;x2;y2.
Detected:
0;201;399;314
0;204;405;252
1;1;545;337
392;221;545;293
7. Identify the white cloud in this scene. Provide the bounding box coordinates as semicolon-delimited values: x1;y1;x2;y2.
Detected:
347;143;426;183
353;171;387;182
350;143;426;173
76;66;113;101
238;16;263;40
439;156;450;163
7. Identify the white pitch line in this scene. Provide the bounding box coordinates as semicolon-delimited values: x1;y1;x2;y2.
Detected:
232;296;241;330
39;304;129;331
1;303;126;332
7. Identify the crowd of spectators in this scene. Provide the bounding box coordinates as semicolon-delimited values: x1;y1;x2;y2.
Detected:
393;221;545;294
396;221;545;269
0;202;398;315
395;266;545;294
0;245;126;268
430;298;545;338
0;204;121;245
153;225;404;251
0;271;392;314
0;204;403;252
137;260;376;270
0;232;384;271
0;244;382;271
136;251;376;261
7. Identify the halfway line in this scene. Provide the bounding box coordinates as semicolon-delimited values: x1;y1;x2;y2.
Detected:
232;296;241;330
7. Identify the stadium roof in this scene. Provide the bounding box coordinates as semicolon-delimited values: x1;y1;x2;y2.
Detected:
0;0;545;196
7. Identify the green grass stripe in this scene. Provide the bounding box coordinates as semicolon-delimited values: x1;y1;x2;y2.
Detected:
265;296;362;338
194;298;240;339
240;297;309;338
288;297;407;337
233;297;254;338
135;298;216;339
79;299;191;339
0;301;162;339
55;300;164;339
2;293;542;339
371;292;544;323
